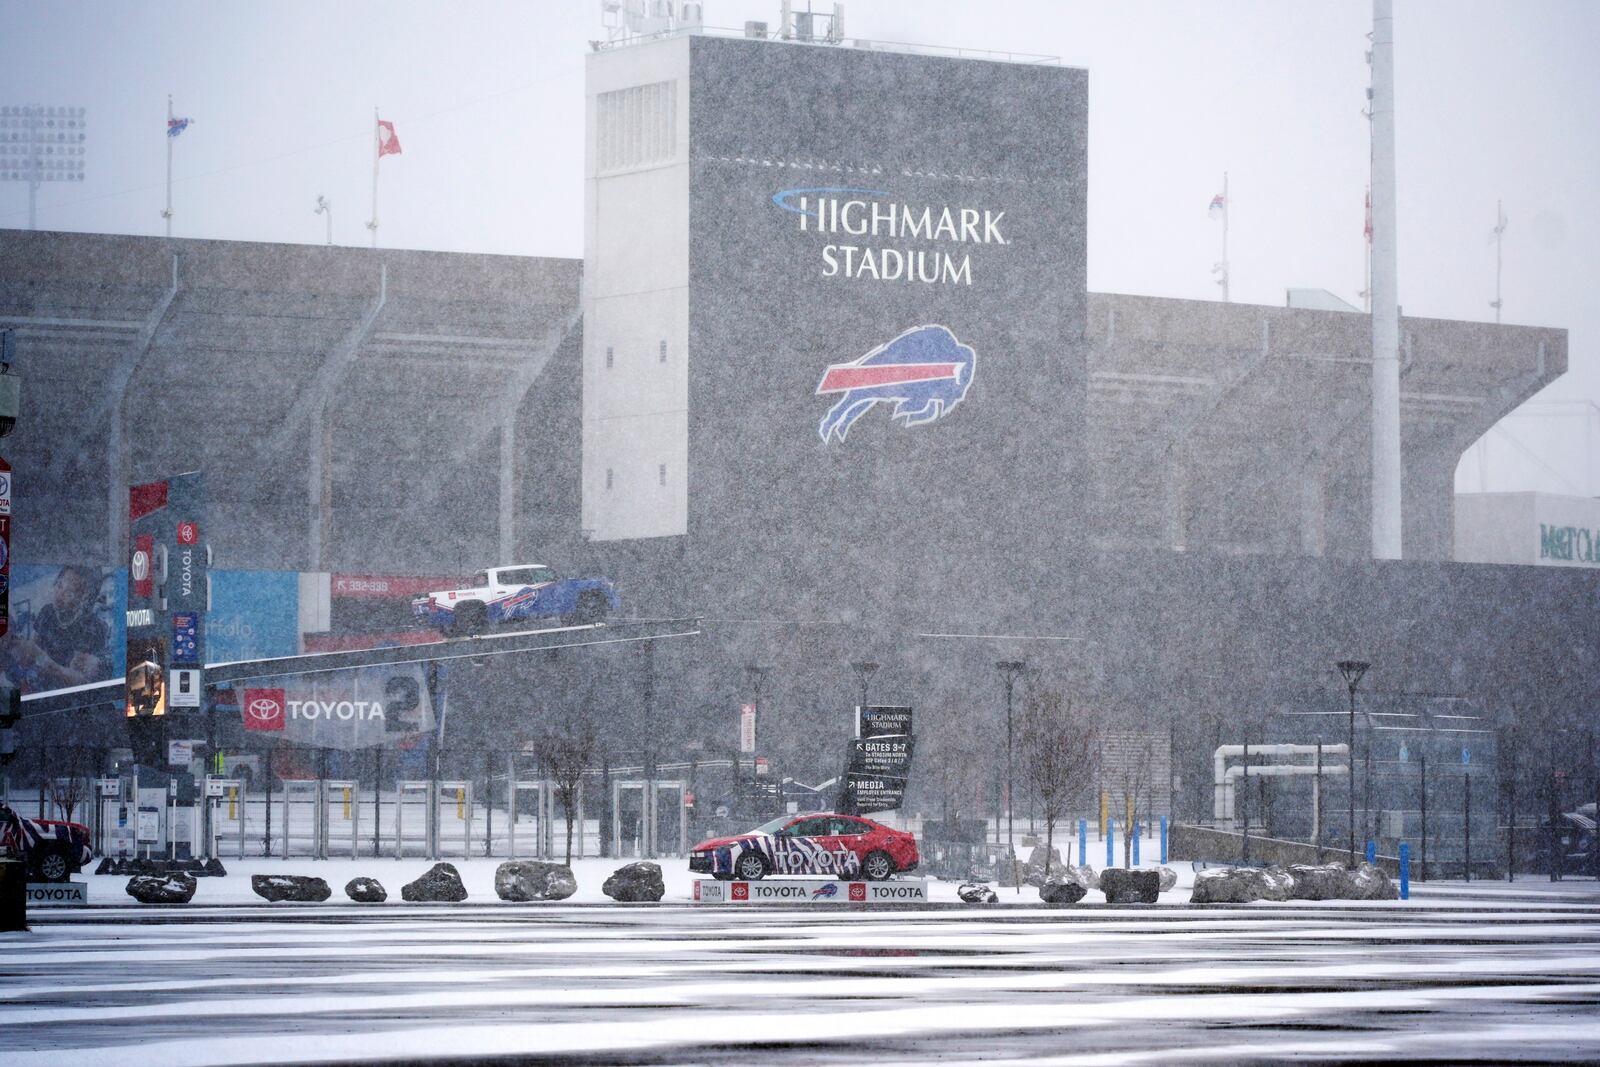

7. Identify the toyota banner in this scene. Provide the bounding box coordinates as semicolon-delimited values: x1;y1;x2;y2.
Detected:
241;662;435;749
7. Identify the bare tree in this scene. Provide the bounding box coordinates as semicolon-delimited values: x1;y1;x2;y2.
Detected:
536;717;595;867
920;704;990;826
44;746;95;823
1019;688;1096;882
1113;735;1156;868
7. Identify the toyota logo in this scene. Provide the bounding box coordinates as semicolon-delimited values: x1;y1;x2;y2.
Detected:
247;697;281;721
131;550;150;582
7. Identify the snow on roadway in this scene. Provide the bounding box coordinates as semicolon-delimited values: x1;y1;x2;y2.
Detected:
2;871;1598;1065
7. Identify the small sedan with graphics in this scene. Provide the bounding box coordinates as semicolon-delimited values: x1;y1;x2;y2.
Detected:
689;812;918;881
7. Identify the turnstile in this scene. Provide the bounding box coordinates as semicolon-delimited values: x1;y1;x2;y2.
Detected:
204;776;247;859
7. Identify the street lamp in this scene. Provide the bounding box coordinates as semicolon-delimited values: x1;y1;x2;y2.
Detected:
746;665;771;813
996;660;1026;890
1336;659;1370;867
850;661;878;711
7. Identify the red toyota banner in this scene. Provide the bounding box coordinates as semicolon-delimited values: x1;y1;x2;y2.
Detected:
242;688;286;732
130;534;154;599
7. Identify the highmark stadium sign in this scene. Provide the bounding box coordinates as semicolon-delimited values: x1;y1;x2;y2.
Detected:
772;188;1008;285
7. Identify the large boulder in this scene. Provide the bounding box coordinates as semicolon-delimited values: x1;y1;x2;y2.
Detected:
603;861;665;902
252;874;332;903
1019;845;1066;887
345;877;387;903
495;861;578;902
957;882;998;904
1099;868;1160;904
1057;864;1099;890
1348;862;1400;900
1039;876;1088;904
1190;865;1295;904
1156;866;1178;892
126;872;197;904
401;862;468;902
1286;864;1353;900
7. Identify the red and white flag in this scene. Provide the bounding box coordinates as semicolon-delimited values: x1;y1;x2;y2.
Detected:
377;119;402;158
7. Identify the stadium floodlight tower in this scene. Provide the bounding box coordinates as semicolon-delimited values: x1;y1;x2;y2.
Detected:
1336;660;1370;866
0;105;87;230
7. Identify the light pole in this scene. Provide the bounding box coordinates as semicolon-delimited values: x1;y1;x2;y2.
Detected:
996;660;1026;890
746;665;770;813
314;195;333;246
845;662;878;816
1337;660;1370;866
850;661;878;713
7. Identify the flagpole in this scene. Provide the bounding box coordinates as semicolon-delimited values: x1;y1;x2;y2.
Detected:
368;106;379;249
1491;199;1506;323
1221;171;1230;303
1363;186;1372;313
163;94;173;238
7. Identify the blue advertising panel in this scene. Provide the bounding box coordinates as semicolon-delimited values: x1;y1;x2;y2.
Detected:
207;570;299;664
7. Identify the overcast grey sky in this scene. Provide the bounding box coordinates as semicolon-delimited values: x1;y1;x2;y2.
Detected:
3;1;1595;494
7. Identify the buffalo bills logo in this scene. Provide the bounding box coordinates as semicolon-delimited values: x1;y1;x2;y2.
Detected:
816;325;976;443
813;882;839;899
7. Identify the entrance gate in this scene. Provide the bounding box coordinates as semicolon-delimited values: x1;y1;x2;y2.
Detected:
320;779;359;859
611;779;687;859
279;779;322;859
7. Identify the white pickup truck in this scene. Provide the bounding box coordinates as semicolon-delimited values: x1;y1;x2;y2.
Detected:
411;564;619;636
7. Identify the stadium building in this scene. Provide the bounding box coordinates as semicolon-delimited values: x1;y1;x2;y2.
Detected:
2;27;1594;863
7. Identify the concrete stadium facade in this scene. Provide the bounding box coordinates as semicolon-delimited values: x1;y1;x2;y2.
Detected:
1;33;1594;839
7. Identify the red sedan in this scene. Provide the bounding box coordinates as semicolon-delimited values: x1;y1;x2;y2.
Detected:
689;812;919;881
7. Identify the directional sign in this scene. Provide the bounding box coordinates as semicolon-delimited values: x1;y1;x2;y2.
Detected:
841;772;908;814
848;736;914;777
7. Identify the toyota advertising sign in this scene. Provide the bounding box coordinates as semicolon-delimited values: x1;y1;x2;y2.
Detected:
238;664;433;749
125;472;206;721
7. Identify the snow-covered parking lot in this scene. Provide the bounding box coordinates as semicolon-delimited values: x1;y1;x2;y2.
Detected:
3;863;1598;1065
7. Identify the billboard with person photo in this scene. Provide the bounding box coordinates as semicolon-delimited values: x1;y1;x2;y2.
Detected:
1;564;124;692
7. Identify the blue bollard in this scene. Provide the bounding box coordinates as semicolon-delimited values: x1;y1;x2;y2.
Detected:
1079;818;1088;866
1106;819;1115;868
1366;839;1377;865
1133;821;1141;866
1399;842;1410;900
1160;816;1169;865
